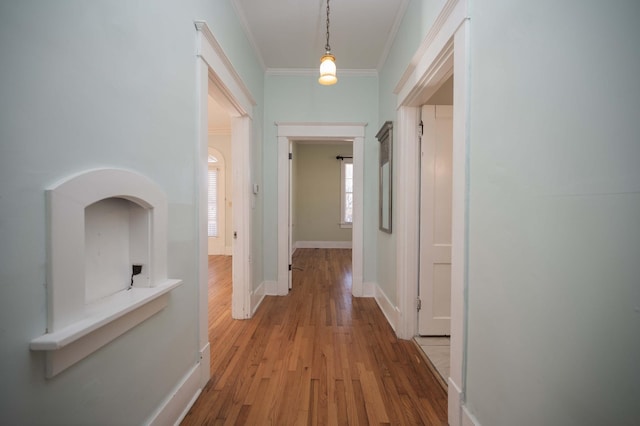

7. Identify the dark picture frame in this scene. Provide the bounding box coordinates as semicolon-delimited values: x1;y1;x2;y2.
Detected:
377;121;393;233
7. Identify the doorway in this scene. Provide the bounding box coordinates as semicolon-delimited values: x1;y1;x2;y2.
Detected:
276;123;366;298
393;1;470;424
289;141;354;269
195;21;255;386
416;81;454;384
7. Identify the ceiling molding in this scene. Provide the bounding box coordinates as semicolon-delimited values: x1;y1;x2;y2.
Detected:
266;68;378;77
230;0;267;71
376;0;410;70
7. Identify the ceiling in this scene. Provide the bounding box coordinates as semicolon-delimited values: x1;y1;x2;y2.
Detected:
232;0;409;71
210;0;409;131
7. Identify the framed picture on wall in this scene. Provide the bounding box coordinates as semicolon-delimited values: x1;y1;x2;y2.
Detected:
377;121;393;233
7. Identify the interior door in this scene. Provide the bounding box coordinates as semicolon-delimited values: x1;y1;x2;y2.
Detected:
418;105;453;335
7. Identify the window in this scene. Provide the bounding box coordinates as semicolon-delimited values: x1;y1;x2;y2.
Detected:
340;159;353;227
208;155;218;237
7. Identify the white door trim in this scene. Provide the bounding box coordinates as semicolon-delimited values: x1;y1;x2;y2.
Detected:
393;1;470;426
195;20;255;386
276;123;365;297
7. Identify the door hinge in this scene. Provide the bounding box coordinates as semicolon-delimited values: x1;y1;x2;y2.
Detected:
289;153;293;160
418;120;424;137
416;297;422;312
289;264;292;271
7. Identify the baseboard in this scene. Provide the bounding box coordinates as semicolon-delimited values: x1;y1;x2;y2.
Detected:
224;246;232;256
199;342;210;388
362;281;376;297
251;281;266;314
147;359;204;426
263;280;278;296
374;283;398;332
448;377;464;426
462;404;481;426
294;240;352;249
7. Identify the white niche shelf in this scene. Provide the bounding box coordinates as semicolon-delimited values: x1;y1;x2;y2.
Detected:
30;169;182;378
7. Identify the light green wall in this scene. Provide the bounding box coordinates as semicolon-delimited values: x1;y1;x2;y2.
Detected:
376;0;446;304
0;1;263;423
263;74;378;283
294;144;353;243
465;1;640;424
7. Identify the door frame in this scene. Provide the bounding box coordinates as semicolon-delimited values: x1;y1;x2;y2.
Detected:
276;123;366;297
195;21;256;386
393;1;470;425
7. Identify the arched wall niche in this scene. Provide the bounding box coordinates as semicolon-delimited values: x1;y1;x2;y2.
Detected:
30;168;182;378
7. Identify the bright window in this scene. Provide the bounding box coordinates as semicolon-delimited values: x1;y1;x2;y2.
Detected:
341;159;353;227
208;155;218;237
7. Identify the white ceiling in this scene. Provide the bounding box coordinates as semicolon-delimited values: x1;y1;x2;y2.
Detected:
232;0;409;71
210;1;409;131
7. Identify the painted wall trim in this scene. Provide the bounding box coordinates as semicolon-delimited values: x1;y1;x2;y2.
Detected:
462;405;481;426
194;21;256;115
394;0;461;97
374;283;398;331
146;360;204;426
277;123;366;298
229;1;267;71
294;241;353;249
251;281;266;315
263;280;278;296
448;377;464;426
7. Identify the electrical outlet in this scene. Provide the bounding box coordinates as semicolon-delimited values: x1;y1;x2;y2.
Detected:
132;264;143;276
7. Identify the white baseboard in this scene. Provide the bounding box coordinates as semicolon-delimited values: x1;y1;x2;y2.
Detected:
263;280;278;296
199;342;210;388
294;240;352;249
462;405;481;426
225;246;232;255
374;283;398;332
362;281;376;297
448;377;464;426
147;359;204;426
251;282;266;314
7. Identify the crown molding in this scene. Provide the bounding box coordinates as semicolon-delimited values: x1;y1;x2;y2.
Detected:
194;20;257;112
377;0;410;70
230;0;267;71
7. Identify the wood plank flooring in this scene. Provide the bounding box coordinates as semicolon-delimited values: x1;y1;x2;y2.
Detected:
182;249;447;425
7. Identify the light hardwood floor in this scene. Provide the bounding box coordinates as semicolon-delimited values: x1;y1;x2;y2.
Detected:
181;248;447;425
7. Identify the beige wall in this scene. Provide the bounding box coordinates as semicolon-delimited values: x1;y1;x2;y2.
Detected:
293;143;353;244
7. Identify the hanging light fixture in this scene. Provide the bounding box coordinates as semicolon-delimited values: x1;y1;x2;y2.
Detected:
318;0;337;85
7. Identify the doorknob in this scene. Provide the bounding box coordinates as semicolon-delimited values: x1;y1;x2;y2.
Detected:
233;231;237;239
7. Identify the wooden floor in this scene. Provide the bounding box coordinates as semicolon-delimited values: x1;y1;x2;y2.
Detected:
182;249;447;425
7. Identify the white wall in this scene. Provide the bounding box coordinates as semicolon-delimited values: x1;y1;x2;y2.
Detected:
465;0;640;424
0;1;263;423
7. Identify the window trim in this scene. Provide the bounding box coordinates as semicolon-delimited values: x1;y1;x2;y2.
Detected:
340;158;353;229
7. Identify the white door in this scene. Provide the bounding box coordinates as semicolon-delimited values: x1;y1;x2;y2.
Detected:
288;141;293;290
418;105;453;335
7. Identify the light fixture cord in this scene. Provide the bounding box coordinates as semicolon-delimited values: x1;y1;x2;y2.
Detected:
325;0;331;52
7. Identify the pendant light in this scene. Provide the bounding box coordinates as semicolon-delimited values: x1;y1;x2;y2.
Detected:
318;0;337;85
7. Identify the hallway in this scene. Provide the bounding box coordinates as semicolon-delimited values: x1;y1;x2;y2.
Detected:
182;248;447;424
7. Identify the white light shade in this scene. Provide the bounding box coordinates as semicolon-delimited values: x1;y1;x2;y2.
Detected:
318;54;337;85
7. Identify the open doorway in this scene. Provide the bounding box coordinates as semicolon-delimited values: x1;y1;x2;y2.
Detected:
289;141;354;281
393;2;470;424
276;123;366;298
195;21;256;386
415;76;453;387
